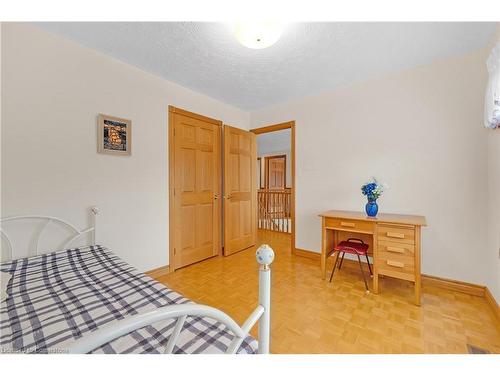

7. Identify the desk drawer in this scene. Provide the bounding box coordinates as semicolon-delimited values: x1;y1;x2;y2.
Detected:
325;217;375;233
377;224;415;244
378;241;415;258
377;253;415;281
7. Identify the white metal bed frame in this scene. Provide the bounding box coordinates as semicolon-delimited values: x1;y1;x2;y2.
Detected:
0;207;274;354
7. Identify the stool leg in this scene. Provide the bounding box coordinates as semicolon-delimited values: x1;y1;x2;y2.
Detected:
356;253;369;291
338;252;346;270
365;254;372;275
329;252;340;283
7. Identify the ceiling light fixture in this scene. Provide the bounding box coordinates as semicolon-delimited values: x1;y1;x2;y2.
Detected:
232;21;284;49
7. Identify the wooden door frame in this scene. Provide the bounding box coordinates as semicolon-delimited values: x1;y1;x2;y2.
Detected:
250;121;296;254
264;154;287;189
168;106;223;271
257;157;264;189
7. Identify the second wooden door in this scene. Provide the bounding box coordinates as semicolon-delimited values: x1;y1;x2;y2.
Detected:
224;125;257;256
266;155;286;189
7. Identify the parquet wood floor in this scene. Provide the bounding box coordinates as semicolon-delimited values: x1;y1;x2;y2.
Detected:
155;230;500;354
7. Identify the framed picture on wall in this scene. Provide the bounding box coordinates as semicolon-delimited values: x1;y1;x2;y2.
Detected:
97;114;132;156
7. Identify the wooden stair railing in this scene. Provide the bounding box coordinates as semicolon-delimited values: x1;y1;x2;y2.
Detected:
258;189;291;233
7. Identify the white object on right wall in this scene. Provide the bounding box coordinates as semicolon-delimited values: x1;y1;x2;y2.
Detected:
484;42;500;129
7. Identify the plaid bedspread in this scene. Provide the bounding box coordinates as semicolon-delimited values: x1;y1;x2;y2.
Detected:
0;246;257;354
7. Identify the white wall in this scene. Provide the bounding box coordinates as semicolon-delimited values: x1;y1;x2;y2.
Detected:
251;47;494;288
487;123;500;301
1;23;249;272
485;27;500;302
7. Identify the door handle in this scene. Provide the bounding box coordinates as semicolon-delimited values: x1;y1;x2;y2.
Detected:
214;194;219;200
224;195;233;200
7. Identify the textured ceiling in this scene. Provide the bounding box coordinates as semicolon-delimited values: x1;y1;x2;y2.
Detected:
36;22;497;111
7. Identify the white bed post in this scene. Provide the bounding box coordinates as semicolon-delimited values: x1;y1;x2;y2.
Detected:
255;244;275;354
90;206;100;246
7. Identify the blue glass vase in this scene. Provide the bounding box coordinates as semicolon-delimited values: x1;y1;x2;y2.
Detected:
365;200;378;217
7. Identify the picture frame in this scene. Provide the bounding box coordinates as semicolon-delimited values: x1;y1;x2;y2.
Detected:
97;114;132;156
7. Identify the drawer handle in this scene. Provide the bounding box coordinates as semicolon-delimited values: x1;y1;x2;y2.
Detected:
386;246;405;254
386;231;405;239
387;260;404;268
340;222;355;228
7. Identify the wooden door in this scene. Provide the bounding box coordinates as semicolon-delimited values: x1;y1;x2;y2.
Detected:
224;125;257;256
170;109;221;270
266;155;286;189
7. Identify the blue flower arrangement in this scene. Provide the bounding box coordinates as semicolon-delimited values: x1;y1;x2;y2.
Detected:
361;178;388;217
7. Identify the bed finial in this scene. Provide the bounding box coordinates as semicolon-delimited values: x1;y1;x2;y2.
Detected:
256;244;274;354
90;206;99;245
256;244;275;270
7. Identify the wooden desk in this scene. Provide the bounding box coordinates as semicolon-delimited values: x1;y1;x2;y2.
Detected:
319;210;427;305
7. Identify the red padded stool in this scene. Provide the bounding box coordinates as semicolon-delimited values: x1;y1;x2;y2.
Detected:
329;238;372;291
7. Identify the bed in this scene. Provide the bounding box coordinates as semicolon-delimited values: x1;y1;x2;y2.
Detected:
0;207;273;354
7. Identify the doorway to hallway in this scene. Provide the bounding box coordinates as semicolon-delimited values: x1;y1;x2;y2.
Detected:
251;121;295;253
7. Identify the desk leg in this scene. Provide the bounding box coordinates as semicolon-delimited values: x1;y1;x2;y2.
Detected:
321;218;326;279
373;231;379;294
415;278;421;306
321;220;336;280
414;226;422;306
321;253;327;280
